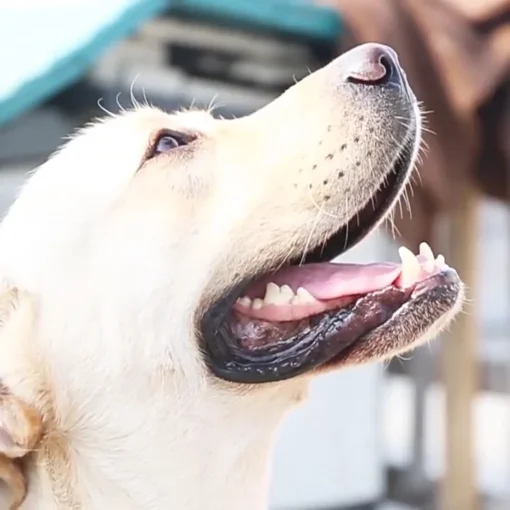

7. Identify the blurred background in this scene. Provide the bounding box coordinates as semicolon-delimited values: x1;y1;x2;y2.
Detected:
0;1;508;509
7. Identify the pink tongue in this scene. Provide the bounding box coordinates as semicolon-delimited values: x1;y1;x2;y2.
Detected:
249;262;402;300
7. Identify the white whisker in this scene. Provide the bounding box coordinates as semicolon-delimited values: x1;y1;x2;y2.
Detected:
96;98;116;118
129;74;142;110
299;210;322;266
115;92;127;113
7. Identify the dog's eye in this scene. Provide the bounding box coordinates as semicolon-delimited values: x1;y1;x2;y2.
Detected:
154;134;186;154
146;130;194;160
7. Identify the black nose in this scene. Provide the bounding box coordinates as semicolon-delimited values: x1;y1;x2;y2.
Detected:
342;43;403;87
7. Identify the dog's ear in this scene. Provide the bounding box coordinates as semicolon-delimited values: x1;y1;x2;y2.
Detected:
0;455;27;510
0;286;43;509
0;385;42;458
0;386;42;510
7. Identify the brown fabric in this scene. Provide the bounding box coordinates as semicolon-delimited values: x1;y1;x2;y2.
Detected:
318;0;510;250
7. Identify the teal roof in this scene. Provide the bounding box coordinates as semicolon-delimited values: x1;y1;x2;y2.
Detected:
0;0;341;128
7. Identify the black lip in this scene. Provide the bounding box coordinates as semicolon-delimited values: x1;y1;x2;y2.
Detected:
203;267;461;383
325;268;462;368
205;282;413;383
200;132;418;384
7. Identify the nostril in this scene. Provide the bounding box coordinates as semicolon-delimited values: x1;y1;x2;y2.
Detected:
378;55;393;81
346;55;389;85
343;44;401;86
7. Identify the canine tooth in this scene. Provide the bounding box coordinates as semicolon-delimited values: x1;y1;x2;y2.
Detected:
279;285;296;304
263;282;283;305
252;298;264;310
398;246;422;287
295;287;317;304
419;242;435;261
237;296;252;307
419;242;435;272
436;254;446;269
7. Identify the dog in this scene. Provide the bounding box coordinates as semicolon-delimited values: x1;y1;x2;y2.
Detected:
0;43;464;509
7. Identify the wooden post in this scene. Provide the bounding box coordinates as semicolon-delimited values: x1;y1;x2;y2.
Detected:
440;183;480;510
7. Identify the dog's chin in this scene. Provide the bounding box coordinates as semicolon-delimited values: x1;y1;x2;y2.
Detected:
199;132;463;384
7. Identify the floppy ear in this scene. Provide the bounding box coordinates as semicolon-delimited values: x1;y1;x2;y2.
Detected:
0;387;42;510
0;386;42;458
0;454;27;510
0;286;43;509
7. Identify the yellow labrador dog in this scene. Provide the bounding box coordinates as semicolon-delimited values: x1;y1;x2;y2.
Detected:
0;43;463;510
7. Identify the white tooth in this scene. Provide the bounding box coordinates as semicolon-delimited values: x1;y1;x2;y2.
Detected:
419;242;435;272
237;296;252;307
263;282;282;305
436;254;446;269
295;287;317;304
252;298;264;310
279;285;296;304
419;242;435;261
398;246;422;287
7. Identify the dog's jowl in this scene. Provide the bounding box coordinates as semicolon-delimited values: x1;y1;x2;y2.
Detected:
0;43;463;510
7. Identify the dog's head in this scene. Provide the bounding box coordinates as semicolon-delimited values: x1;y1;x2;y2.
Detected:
0;44;462;461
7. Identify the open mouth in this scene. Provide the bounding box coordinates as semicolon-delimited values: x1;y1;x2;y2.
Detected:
202;132;461;384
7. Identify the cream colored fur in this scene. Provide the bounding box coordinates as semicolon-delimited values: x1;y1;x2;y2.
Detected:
0;51;444;509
